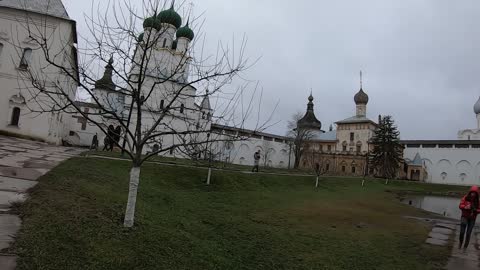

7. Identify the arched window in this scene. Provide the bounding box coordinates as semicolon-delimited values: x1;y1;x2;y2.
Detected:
180;103;184;113
10;107;20;126
162;39;167;48
19;48;32;69
160;100;164;109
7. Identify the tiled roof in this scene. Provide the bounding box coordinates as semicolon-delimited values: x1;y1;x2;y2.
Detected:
335;115;376;125
312;130;337;141
0;0;70;20
410;153;423;166
200;96;211;110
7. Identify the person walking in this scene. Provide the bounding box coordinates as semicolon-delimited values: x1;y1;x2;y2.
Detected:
90;133;98;151
107;125;115;152
458;185;480;250
252;150;261;172
102;136;110;151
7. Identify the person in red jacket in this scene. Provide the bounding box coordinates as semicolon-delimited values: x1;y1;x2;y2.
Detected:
458;185;480;249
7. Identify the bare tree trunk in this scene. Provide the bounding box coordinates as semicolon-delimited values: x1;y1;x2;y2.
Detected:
124;166;141;227
315;176;319;188
206;167;212;185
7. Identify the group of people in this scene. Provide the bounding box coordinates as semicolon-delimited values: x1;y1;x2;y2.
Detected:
90;125;122;151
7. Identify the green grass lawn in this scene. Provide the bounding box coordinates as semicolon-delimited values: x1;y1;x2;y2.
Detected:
86;150;308;175
12;157;467;270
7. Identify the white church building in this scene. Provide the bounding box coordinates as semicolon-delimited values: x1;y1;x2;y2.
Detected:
2;0;480;185
0;0;78;144
0;0;293;168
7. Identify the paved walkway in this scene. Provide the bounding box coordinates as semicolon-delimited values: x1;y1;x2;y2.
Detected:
445;226;479;269
0;136;83;269
407;217;479;269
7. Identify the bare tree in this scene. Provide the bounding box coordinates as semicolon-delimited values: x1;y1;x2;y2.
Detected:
14;0;268;227
303;144;325;188
287;112;315;169
261;140;274;167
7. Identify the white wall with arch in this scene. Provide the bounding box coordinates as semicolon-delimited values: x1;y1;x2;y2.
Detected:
212;134;293;168
404;144;480;186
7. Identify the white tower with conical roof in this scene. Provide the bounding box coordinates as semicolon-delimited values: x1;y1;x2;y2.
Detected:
458;96;480;140
474;96;480;129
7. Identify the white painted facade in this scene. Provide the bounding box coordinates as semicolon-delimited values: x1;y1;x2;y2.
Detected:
210;126;293;168
404;97;480;186
0;1;77;144
458;97;480;140
5;1;480;176
403;143;480;186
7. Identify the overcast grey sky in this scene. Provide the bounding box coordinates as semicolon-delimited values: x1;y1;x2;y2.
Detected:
62;0;480;139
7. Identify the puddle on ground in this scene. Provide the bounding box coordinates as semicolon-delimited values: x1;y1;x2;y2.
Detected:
400;195;461;219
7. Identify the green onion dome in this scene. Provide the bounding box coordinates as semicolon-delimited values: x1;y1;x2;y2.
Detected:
143;16;162;30
158;6;182;28
143;16;158;29
176;22;194;40
137;32;144;42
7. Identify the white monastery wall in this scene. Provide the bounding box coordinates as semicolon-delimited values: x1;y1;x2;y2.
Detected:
404;144;480;186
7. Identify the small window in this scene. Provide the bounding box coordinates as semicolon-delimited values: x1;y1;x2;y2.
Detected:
356;145;361;153
180;103;184;113
160;100;164;109
327;145;332;152
350;132;354;141
19;48;32;69
162;39;167;48
342;166;346;172
69;131;75;136
0;43;3;59
169;147;175;155
10;107;21;126
326;163;330;171
342;145;347;151
352;167;356;173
